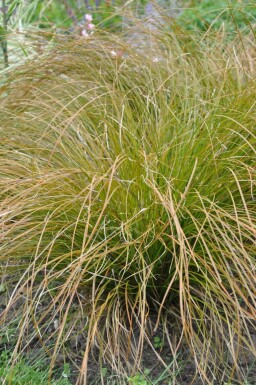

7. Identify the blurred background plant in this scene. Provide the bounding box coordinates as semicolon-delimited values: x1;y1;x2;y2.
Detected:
178;0;256;34
0;0;137;70
0;0;52;71
1;0;256;70
1;0;256;35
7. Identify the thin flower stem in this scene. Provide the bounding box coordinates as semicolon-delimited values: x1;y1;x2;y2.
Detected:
62;0;78;25
1;0;8;68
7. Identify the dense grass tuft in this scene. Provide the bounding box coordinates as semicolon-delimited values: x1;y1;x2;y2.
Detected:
0;25;256;384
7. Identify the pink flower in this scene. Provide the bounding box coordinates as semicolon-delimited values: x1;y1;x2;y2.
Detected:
87;23;95;30
85;14;93;22
81;29;89;37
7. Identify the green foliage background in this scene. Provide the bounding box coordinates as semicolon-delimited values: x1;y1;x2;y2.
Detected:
178;0;256;33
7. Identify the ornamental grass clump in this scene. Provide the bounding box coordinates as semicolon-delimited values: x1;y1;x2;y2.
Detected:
0;24;255;384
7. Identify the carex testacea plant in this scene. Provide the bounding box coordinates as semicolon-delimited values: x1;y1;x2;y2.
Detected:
0;15;255;385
